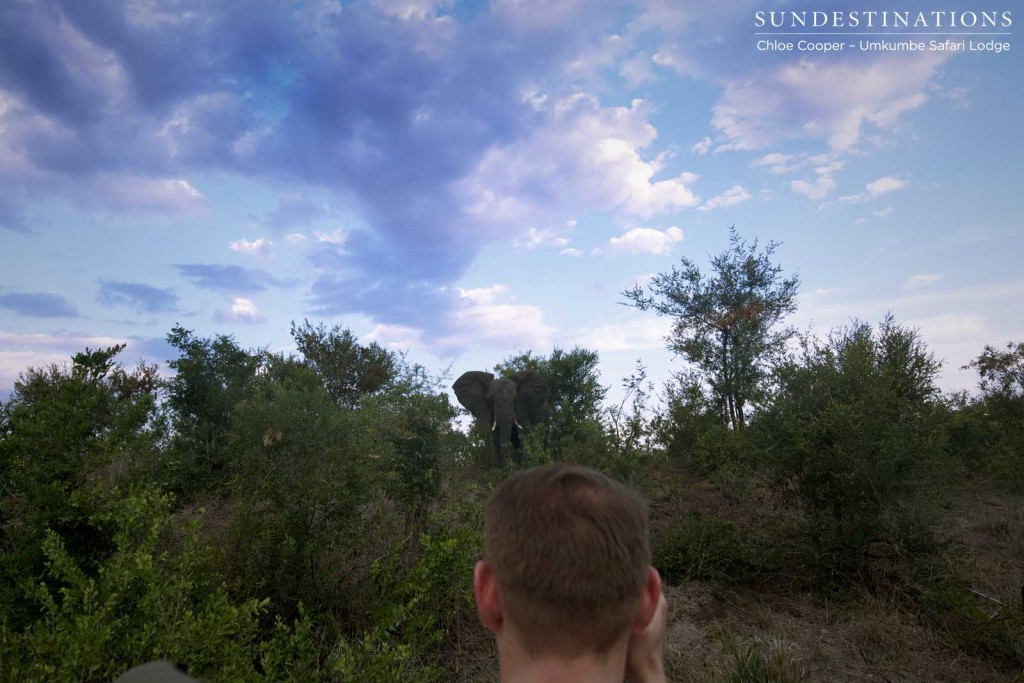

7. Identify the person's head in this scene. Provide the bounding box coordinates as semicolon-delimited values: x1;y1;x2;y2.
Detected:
474;463;657;659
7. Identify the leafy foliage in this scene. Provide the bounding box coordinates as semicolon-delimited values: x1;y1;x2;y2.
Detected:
654;511;755;585
0;487;320;682
968;341;1024;399
495;346;607;457
955;342;1024;490
224;356;374;614
164;326;265;496
365;523;482;680
623;226;798;430
0;345;160;626
291;319;398;408
757;316;950;580
2;308;1022;679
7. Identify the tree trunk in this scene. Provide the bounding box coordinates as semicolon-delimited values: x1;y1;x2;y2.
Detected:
723;329;737;430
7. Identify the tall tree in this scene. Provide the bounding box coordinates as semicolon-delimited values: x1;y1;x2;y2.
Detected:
967;341;1024;400
0;345;160;625
622;227;799;430
495;346;607;449
165;326;264;493
290;320;397;408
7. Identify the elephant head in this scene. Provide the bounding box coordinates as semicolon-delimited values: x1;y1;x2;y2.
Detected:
453;370;550;466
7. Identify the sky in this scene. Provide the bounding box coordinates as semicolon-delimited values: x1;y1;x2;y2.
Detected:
1;0;1022;409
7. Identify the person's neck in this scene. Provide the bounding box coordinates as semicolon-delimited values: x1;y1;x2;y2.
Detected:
499;641;628;683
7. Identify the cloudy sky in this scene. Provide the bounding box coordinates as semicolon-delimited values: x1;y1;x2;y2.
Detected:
1;0;1021;405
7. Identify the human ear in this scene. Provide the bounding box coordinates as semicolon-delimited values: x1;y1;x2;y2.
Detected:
473;560;504;634
632;566;663;633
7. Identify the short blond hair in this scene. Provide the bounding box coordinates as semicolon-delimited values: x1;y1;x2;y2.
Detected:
484;464;650;657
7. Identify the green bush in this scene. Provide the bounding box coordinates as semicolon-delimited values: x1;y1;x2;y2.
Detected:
0;345;160;627
0;487;322;682
364;521;483;681
163;327;265;499
654;511;755;585
223;357;375;614
957;342;1024;491
756;316;952;582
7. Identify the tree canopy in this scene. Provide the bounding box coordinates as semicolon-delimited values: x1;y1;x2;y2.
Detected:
622;226;799;430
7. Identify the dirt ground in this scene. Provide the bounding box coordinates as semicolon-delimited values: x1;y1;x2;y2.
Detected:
651;472;1024;682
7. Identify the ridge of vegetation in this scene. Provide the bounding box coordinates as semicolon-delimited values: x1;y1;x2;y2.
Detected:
2;232;1021;681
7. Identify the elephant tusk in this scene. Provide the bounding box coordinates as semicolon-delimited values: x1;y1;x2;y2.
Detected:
514;420;523;429
491;420;497;432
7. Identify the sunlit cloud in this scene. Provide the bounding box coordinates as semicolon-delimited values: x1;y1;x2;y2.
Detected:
607;226;683;255
214;297;264;324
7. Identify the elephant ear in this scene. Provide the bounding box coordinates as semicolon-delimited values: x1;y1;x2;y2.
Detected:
453;371;495;424
510;370;550;426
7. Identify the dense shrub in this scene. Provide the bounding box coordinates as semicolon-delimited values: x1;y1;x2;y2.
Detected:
162;327;265;498
756;316;952;581
654;511;756;585
658;371;736;472
363;520;483;681
956;342;1024;491
0;487;320;682
0;345;160;627
223;357;375;615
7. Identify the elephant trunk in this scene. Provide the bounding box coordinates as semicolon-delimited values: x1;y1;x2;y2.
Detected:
492;415;515;466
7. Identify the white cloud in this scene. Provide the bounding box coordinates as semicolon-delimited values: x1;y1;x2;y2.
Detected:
560;248;583;257
873;204;893;218
368;0;440;21
698;185;751;211
436;285;555;351
620;52;655;87
87;175;206;215
365;323;423;350
573;318;672;353
459;93;700;233
286;233;309;245
214;297;264;324
515;227;571;251
651;43;699;79
691;136;712;155
630;273;656;289
314;229;346;245
229;237;273;258
791;176;836;200
711;52;947;153
751;152;796;174
903;273;943;291
563;34;629;82
936;84;970;110
791;159;845;200
607;226;683;255
866;176;908;197
840;175;909;203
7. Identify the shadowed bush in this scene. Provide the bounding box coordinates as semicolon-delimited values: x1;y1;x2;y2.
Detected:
756;315;953;584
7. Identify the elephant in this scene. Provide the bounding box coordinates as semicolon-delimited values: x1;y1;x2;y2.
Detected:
453;370;550;467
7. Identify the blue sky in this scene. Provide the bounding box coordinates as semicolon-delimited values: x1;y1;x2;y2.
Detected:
1;0;1021;406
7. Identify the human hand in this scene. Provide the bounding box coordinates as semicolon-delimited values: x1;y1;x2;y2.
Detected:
625;591;668;683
